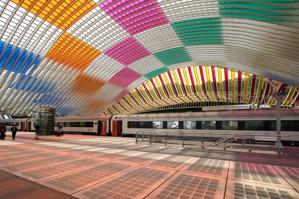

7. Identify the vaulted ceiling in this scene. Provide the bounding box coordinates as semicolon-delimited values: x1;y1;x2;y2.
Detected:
0;0;298;116
106;66;298;115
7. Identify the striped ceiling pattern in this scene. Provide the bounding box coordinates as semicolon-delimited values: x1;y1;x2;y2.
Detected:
106;66;299;115
0;0;298;116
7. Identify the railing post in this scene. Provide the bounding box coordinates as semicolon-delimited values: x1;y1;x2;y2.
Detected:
149;132;152;144
182;131;185;148
165;132;167;146
136;132;138;144
142;132;144;142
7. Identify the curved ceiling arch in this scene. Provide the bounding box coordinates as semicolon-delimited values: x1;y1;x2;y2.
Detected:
104;65;299;115
0;0;298;116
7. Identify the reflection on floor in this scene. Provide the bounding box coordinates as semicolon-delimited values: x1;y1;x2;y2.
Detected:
0;133;298;199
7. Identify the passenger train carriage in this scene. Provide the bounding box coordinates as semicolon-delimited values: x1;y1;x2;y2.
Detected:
52;109;299;144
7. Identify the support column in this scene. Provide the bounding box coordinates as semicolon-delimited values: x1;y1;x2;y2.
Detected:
274;94;284;151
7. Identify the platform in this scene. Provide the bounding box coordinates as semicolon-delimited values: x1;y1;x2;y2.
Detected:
0;133;298;199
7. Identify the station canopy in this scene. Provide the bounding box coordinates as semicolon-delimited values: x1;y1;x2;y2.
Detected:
0;0;298;116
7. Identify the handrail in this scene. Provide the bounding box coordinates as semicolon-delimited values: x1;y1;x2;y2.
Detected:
134;130;296;154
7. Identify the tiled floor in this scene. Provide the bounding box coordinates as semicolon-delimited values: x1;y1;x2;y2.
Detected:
0;133;298;199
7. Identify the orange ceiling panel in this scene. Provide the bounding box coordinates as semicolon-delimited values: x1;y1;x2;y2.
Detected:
85;99;107;111
71;74;104;95
12;0;96;30
46;32;100;72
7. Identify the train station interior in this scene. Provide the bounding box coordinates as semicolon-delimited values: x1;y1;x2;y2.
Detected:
0;0;299;199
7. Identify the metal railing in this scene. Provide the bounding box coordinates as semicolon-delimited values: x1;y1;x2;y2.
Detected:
135;131;299;154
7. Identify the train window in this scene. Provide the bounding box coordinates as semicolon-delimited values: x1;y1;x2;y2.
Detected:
167;121;179;129
222;121;238;130
127;121;153;128
63;122;94;127
245;120;265;130
153;121;163;129
282;120;299;131
202;121;216;130
184;121;196;129
127;121;136;128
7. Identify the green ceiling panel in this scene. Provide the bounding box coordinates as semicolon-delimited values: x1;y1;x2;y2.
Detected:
171;17;223;46
154;47;192;66
145;67;169;79
219;0;298;24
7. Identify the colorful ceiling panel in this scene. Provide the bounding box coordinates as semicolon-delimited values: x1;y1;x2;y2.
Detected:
219;0;297;24
0;0;298;116
104;37;150;65
12;0;96;30
108;67;141;88
154;47;192;66
0;41;41;74
145;67;169;79
46;32;101;72
100;0;168;35
106;66;299;115
172;17;223;45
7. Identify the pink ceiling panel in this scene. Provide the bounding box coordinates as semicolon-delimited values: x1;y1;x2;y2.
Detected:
109;67;141;87
100;0;169;35
104;37;150;65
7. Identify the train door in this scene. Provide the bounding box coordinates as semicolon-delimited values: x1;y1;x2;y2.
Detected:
27;122;31;131
20;122;25;131
97;121;102;136
101;121;107;136
112;120;122;136
116;121;122;136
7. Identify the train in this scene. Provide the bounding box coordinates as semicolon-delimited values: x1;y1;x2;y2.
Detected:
55;116;110;135
2;109;299;145
53;109;299;144
0;116;33;131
